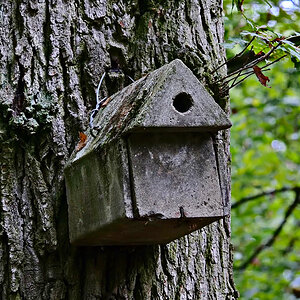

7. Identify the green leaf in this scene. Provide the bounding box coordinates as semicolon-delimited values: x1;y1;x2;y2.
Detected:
280;43;300;61
291;57;300;69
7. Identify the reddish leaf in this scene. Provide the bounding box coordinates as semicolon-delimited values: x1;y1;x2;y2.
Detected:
255;51;264;57
76;132;87;152
253;65;270;87
271;37;285;43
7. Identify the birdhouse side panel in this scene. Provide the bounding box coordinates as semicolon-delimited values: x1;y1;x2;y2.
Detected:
65;140;132;244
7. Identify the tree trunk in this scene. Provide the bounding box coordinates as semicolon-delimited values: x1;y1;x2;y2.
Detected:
0;0;238;299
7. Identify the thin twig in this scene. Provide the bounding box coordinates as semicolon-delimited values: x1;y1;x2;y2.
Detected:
230;69;243;89
229;72;254;89
232;186;299;209
261;54;287;70
222;69;254;86
238;37;256;58
216;58;256;84
220;67;271;91
237;190;300;270
220;72;254;94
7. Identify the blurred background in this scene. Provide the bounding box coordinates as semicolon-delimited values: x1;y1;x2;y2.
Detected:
223;0;300;298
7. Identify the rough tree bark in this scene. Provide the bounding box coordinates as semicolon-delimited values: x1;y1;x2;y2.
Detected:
0;0;238;299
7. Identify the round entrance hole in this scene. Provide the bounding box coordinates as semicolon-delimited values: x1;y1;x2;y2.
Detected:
172;92;193;113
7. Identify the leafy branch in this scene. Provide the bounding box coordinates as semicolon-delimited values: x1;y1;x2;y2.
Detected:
236;188;300;270
213;30;300;91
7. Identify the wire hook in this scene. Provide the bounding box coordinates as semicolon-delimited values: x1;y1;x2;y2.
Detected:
89;72;135;138
89;72;107;137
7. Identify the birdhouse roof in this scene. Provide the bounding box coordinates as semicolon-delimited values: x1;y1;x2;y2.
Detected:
72;59;231;162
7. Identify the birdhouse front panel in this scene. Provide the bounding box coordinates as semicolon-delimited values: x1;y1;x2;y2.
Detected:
127;132;224;219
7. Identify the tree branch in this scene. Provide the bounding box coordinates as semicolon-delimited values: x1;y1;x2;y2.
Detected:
212;36;256;74
282;237;297;255
220;54;286;92
237;189;300;270
232;186;300;209
214;43;281;85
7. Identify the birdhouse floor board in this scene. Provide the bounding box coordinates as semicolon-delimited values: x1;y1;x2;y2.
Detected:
71;216;223;246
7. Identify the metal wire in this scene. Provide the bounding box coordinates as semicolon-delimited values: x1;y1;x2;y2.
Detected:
127;75;135;83
89;72;107;137
89;72;135;137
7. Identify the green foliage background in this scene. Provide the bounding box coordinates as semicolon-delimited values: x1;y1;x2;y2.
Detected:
223;0;300;299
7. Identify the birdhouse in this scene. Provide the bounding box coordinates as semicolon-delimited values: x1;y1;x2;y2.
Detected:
64;59;232;246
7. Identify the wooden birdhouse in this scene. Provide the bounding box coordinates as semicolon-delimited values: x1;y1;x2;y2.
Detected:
64;59;232;245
